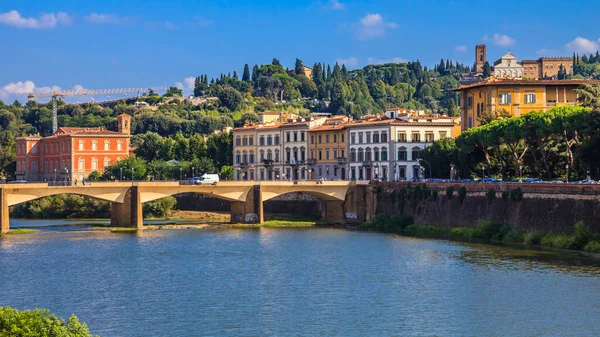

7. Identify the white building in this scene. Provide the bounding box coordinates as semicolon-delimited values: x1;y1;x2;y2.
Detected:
346;118;394;181
390;115;461;181
493;52;523;79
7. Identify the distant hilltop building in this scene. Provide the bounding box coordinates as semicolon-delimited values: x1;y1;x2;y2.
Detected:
470;44;573;80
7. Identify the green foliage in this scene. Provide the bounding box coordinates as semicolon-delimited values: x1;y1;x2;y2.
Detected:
573;221;592;249
102;156;147;181
216;85;243;111
419;138;457;178
143;196;177;218
458;186;467;205
164;86;183;97
0;306;95;337
540;233;577;250
509;187;523;202
359;213;414;233
584;240;600;253
445;186;454;199
485;189;496;203
11;195;110;219
87;171;101;182
523;231;545;245
501;191;510;201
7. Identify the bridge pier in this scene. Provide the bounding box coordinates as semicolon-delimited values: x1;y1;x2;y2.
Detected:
230;185;263;224
1;188;8;233
110;186;143;228
321;200;345;223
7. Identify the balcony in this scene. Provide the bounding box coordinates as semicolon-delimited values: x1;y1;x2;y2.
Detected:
306;159;317;165
337;157;347;165
362;160;372;167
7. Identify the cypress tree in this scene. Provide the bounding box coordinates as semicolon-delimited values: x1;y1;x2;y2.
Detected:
233;71;238;80
242;64;251;81
252;64;259;82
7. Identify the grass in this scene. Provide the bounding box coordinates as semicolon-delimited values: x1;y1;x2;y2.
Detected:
6;229;38;234
261;220;317;227
109;228;139;233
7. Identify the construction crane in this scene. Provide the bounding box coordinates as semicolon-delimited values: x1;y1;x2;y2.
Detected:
27;86;168;134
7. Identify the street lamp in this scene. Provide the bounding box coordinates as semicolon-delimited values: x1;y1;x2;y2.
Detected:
120;167;123;181
482;166;485;180
519;165;523;178
566;164;569;183
53;169;57;182
65;168;69;186
192;166;195;178
419;159;432;179
179;167;183;181
131;167;134;184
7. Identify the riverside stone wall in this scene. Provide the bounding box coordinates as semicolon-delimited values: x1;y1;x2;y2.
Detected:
373;182;600;234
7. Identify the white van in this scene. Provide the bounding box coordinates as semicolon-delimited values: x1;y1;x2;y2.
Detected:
197;174;219;185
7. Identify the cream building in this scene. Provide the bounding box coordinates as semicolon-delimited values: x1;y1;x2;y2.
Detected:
347;118;394;181
493;52;524;79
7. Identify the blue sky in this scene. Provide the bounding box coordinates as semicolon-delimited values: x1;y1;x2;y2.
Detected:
1;0;599;102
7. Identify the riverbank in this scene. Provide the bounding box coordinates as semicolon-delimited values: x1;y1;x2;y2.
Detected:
360;213;600;254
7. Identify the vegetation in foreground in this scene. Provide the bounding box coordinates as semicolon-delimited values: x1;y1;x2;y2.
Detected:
261;220;318;227
0;306;96;337
360;214;600;253
6;229;37;234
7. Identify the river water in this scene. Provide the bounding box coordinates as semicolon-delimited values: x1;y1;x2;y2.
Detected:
1;220;600;336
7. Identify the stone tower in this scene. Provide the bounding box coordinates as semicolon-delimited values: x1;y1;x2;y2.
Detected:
475;44;487;73
117;114;132;135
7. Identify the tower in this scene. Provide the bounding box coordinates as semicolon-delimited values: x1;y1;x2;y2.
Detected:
475;44;487;73
117;114;132;135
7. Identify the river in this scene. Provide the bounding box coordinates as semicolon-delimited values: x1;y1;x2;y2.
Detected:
1;220;599;336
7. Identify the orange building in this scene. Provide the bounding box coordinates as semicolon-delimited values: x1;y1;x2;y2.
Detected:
15;114;133;182
307;115;351;180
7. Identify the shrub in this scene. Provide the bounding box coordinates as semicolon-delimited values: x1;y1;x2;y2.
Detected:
87;171;101;182
404;224;451;237
572;221;591;250
486;189;496;204
451;227;482;239
458;186;467;205
445;186;454;199
541;233;576;250
365;213;414;233
510;187;523;202
501;191;510;201
523;231;545;245
503;230;524;243
584;240;600;253
0;307;94;337
476;219;507;240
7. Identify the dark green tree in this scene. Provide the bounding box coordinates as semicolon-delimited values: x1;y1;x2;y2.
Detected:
482;61;491;78
242;64;251;81
252;64;259;82
217;86;243;111
294;58;304;75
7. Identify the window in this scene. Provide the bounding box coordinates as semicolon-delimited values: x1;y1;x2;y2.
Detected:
286;149;291;163
92;141;98;151
468;117;473;128
310;149;314;159
301;132;305;142
397;132;406;142
439;131;447;139
249;136;254;146
326;149;330;160
32;161;38;173
350;133;356;144
425;133;434;142
78;158;85;172
525;93;536;104
350;149;357;162
365;132;371;143
79;140;84;151
62;142;65;151
381;148;388;161
260;150;265;161
242;137;248;146
411;147;421;161
310;134;314;144
499;93;512;105
249;151;255;163
340;149;345;158
104;141;110;150
242;151;248;163
399;149;408;160
412;133;421;142
358;148;364;162
341;133;345;143
274;135;280;145
381;132;388;143
365;148;372;161
318;149;322;160
293;132;298;142
32;144;38;154
267;150;273;160
91;158;98;171
319;135;322;144
235;137;241;146
333;149;337;159
301;148;306;161
267;135;273;146
326;135;329;143
333;134;337;143
373;132;380;143
374;148;379;161
117;141;123;151
466;96;473;108
235;151;240;164
286;132;291;142
358;132;363;144
104;157;110;168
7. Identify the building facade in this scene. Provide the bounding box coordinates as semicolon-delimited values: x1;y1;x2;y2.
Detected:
475;44;487;74
454;79;599;130
522;57;573;79
347;119;394;181
307;116;350;180
493;52;524;79
15;114;132;182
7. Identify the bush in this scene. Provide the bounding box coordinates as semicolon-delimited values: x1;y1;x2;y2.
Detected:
451;227;482;239
476;219;509;240
0;307;94;337
510;187;523;202
573;221;591;250
432;190;439;201
143;196;177;218
503;230;523;243
523;231;545;245
501;191;509;201
486;189;496;204
541;233;576;250
445;186;454;199
584;240;600;253
404;224;451;237
87;171;101;182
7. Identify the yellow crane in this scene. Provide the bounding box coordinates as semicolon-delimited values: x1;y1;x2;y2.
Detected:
27;86;168;134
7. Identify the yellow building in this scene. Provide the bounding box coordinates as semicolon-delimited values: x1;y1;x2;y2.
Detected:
453;79;600;130
232;125;258;180
307;116;351;180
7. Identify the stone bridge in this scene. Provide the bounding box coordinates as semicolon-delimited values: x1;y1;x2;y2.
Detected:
0;181;374;233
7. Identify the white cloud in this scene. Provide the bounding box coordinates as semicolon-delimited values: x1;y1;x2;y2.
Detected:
354;13;397;40
566;36;600;53
329;0;346;10
85;13;135;25
0;82;89;101
336;57;359;67
367;57;407;65
0;10;71;29
175;77;196;91
492;33;515;47
482;35;488;41
454;45;467;52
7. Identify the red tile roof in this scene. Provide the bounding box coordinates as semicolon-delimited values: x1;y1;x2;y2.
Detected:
452;79;600;91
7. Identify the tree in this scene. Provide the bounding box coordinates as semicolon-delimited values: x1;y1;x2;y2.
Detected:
482;61;491;78
251;64;259;82
294;58;305;75
220;165;233;180
217;86;243;111
574;83;600;109
272;58;281;66
102;156;147;181
235;112;259;127
164;86;183;97
0;307;95;337
558;64;567;80
242;64;251;81
420;138;457;178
